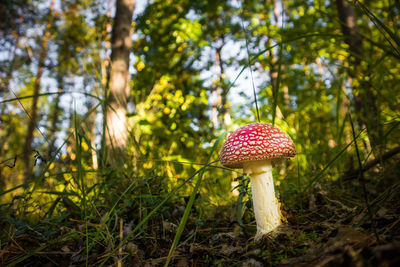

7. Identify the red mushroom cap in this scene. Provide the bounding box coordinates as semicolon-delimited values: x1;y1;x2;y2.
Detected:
220;123;296;168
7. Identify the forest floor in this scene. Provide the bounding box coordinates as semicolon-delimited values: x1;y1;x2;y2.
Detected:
138;166;399;267
2;161;400;266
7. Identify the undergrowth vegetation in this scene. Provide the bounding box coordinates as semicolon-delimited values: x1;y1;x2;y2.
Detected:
1;0;400;266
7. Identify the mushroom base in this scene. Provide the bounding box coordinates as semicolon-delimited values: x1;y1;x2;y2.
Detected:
243;160;283;241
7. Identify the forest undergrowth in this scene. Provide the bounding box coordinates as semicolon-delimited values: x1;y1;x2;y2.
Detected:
1;147;399;266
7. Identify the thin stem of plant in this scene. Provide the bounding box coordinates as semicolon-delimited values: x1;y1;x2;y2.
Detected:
239;1;260;123
348;112;381;244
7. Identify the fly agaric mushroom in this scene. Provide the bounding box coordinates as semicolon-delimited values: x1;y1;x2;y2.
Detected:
220;123;296;240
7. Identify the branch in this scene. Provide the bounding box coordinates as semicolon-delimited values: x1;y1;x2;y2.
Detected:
342;145;400;181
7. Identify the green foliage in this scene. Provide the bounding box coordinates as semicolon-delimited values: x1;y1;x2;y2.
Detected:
0;0;399;265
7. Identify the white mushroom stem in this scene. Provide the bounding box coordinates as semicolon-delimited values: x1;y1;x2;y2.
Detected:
243;159;282;241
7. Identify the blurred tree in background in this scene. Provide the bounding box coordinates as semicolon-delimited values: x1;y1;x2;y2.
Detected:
0;0;399;265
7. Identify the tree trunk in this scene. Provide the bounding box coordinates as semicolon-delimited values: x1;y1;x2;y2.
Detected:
336;0;380;149
267;0;286;124
216;41;231;129
23;0;54;179
211;86;219;128
0;35;20;160
105;0;135;165
47;75;63;159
